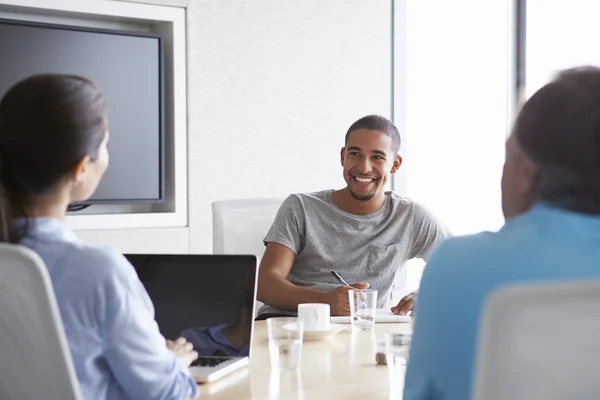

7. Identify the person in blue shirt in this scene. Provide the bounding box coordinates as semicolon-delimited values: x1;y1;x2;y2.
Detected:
0;74;199;400
404;66;600;400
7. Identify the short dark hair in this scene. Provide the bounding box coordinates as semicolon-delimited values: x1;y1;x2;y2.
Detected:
0;74;107;242
345;114;401;154
515;66;600;214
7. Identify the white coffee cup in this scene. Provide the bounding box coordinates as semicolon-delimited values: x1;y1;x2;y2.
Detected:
297;303;330;331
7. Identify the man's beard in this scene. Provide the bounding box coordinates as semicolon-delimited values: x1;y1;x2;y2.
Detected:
349;189;375;201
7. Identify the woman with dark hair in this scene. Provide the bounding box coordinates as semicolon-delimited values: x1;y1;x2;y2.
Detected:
0;74;199;400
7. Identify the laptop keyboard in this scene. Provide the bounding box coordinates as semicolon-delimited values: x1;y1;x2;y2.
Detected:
191;356;234;367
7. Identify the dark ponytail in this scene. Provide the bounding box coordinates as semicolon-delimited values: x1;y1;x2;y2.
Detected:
0;74;107;242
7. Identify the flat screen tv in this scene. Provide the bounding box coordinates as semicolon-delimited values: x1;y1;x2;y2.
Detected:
0;18;165;205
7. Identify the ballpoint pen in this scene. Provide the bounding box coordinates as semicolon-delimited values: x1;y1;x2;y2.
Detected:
331;270;366;307
330;270;350;286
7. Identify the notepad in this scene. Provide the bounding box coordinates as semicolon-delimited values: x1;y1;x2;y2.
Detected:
330;308;412;324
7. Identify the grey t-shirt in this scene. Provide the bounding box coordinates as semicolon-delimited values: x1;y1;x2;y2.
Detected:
258;189;451;316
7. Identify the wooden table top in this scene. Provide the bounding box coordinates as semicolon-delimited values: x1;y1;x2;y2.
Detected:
197;320;412;399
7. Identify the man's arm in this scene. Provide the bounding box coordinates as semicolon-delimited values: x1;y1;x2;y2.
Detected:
257;243;327;311
257;242;367;315
410;203;452;261
392;204;451;315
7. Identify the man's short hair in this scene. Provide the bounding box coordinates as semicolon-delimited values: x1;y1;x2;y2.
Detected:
345;114;401;155
515;66;600;214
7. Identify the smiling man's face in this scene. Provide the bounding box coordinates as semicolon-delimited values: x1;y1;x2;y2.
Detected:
341;128;402;201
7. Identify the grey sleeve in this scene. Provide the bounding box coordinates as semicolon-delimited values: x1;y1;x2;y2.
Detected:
263;194;306;255
408;203;452;262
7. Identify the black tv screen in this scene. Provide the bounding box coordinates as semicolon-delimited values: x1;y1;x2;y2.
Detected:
0;18;165;204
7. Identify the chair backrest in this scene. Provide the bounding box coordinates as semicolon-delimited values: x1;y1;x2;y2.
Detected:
212;197;284;258
472;280;600;400
0;243;81;400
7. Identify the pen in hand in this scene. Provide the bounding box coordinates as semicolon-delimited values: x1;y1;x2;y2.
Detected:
331;270;367;307
331;270;350;286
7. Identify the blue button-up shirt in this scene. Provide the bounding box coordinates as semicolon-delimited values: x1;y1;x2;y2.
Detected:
18;218;198;400
404;203;600;400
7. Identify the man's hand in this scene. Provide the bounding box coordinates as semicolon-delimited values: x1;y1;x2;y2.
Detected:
391;292;416;316
167;337;198;367
324;282;369;316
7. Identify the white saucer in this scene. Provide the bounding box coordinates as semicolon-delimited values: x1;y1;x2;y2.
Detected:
284;323;346;340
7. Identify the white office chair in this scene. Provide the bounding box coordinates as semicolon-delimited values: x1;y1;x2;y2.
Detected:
212;198;285;315
212;198;284;258
472;280;600;400
0;243;81;400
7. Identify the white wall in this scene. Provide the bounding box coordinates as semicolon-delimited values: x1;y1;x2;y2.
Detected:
69;0;391;253
186;0;392;253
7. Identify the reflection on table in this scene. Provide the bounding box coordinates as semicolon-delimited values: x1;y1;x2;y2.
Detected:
199;321;413;399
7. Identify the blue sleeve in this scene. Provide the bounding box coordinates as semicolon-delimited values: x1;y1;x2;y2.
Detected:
403;244;450;400
100;250;199;400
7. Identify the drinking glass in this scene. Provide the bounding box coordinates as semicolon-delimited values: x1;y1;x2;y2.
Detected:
385;332;412;381
267;317;304;372
348;289;378;331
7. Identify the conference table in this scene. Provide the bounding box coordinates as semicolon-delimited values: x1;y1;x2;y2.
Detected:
198;320;412;399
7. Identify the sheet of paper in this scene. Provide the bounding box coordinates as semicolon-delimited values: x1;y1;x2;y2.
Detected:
330;308;412;324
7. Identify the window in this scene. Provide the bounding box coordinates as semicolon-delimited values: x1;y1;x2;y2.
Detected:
523;0;600;98
391;0;514;295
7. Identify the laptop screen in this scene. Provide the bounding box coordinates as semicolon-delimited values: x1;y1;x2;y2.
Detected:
125;254;257;358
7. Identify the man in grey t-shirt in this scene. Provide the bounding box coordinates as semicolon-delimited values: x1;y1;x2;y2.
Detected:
256;115;450;318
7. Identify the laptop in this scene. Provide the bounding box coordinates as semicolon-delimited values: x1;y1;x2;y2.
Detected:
125;254;258;383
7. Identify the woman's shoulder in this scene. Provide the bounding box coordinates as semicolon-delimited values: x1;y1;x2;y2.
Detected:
19;218;135;283
24;236;143;327
38;238;139;295
69;242;136;282
59;243;145;319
